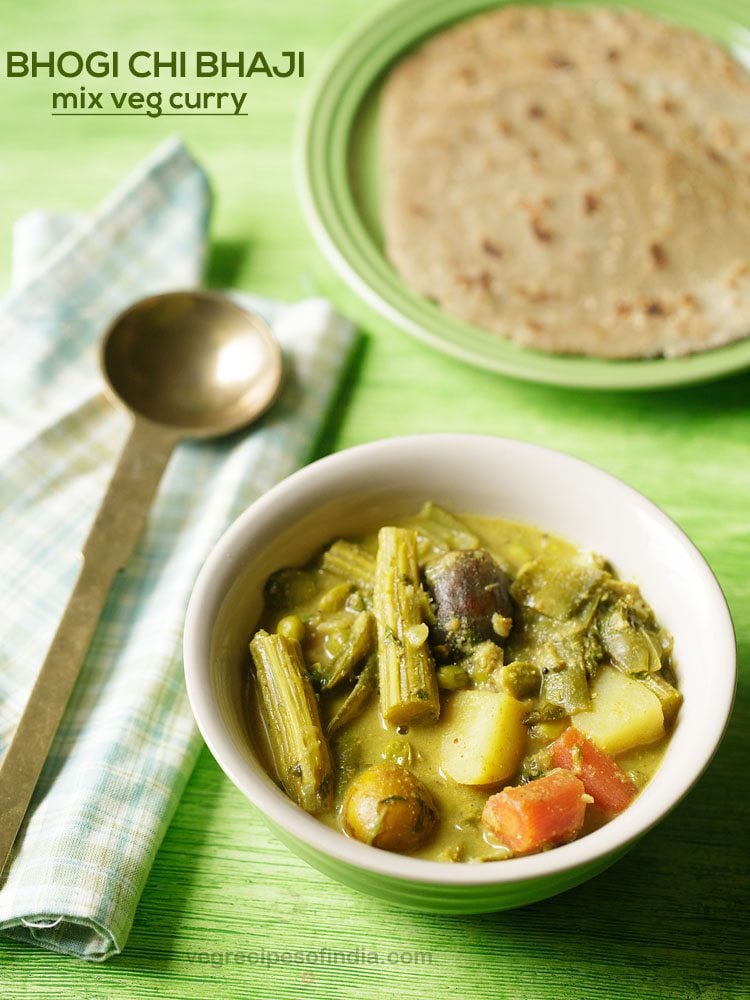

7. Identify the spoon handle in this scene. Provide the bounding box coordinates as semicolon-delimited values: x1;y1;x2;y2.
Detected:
0;416;179;880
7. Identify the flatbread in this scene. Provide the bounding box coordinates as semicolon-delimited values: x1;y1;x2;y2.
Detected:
381;6;750;358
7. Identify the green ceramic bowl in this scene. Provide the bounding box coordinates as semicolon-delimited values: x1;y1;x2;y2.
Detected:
183;436;736;913
295;0;750;389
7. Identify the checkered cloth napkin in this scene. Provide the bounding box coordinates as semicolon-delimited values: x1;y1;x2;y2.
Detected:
0;136;355;960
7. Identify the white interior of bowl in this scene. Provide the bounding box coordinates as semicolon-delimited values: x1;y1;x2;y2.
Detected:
184;434;736;885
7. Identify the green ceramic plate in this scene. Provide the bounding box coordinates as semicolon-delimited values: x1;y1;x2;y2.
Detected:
296;0;750;389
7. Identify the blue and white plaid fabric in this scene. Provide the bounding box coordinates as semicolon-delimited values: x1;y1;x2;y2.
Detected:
0;136;355;960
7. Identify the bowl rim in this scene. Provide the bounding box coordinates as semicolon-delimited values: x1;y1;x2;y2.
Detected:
183;433;737;886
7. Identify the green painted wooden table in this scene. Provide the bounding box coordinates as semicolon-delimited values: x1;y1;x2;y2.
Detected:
1;0;748;997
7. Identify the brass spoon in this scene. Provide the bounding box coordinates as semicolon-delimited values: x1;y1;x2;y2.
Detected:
0;290;282;877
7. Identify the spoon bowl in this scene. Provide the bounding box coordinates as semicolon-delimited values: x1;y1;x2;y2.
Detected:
101;290;282;436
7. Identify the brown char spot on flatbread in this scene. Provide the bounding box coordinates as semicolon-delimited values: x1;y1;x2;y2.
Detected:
458;65;477;85
455;272;493;294
644;299;666;316
481;239;503;258
526;319;546;333
531;218;555;242
514;285;558;304
583;191;601;215
495;117;515;137
649;242;668;269
546;52;574;70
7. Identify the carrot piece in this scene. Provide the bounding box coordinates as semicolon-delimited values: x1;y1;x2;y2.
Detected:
551;726;637;814
482;769;587;853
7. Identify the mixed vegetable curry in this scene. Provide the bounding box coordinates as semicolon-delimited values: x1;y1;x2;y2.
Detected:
247;504;681;861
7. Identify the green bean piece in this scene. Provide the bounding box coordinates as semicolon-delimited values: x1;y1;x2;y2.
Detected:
327;655;378;737
498;660;541;699
522;703;566;726
519;747;553;783
331;732;363;791
374;526;440;726
322;540;375;591
413;502;480;553
539;658;591;714
510;552;605;620
545;624;604;680
638;671;683;724
323;610;375;690
318;582;352;613
249;630;333;813
598;600;662;674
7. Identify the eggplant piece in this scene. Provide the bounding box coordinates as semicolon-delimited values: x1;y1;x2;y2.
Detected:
425;549;513;658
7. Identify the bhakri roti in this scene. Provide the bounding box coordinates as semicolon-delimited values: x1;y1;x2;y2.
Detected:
380;6;750;359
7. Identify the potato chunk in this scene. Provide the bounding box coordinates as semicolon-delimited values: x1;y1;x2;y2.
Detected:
440;689;526;785
572;666;664;754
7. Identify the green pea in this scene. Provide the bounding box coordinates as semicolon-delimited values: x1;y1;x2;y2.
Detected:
276;615;306;642
436;665;470;690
